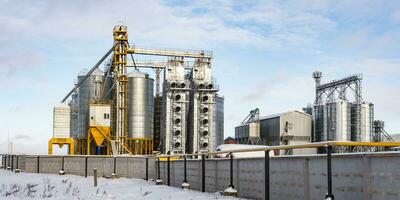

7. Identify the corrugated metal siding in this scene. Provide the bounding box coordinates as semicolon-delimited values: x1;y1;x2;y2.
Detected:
260;117;280;146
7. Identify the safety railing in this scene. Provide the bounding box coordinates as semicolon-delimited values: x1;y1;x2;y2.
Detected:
155;141;400;200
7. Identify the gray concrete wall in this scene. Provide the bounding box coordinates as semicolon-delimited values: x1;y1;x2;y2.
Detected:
1;155;156;180
158;152;400;200
2;152;400;200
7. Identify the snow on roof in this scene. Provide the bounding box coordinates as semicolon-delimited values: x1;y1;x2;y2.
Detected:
259;110;311;121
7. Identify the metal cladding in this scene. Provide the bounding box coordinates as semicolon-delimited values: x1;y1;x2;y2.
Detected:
68;92;79;139
77;68;105;139
187;58;219;153
53;103;71;138
127;70;154;139
161;58;189;154
212;95;224;151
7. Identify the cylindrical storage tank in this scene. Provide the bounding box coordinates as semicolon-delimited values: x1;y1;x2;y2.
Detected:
53;103;71;138
127;70;154;139
77;68;105;139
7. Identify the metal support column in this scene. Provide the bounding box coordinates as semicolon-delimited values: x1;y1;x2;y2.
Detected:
201;155;205;192
325;145;334;200
11;155;14;171
167;157;170;186
229;153;234;188
265;150;270;200
37;156;40;173
183;156;187;183
85;156;88;178
145;157;149;181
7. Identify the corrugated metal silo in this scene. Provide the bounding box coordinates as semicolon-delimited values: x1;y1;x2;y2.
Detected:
127;70;154;139
77;68;105;139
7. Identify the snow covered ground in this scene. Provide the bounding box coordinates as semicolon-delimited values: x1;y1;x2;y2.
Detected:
0;170;246;200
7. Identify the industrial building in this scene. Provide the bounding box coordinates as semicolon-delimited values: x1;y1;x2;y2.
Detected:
235;109;313;155
310;71;374;143
49;25;224;156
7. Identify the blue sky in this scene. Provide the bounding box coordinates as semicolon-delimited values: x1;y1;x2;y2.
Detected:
1;0;400;154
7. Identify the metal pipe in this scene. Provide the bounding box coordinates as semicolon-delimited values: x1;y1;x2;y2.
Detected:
61;47;113;103
229;153;234;188
325;145;334;200
183;156;187;183
145;157;149;181
201;155;205;192
85;156;88;178
37;156;40;173
167;157;170;186
155;141;400;159
265;150;270;200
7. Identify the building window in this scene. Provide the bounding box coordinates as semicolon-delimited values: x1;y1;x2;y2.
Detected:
104;113;110;119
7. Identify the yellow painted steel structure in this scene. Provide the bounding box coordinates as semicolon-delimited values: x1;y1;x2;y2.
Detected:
112;25;129;155
48;138;74;155
86;126;112;155
126;138;153;155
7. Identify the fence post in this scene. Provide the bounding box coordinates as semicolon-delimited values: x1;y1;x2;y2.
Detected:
59;156;65;175
15;155;20;173
156;158;163;185
4;155;7;170
145;157;149;181
265;150;270;200
93;168;98;187
112;156;117;178
167;157;170;186
84;156;88;178
201;155;205;192
37;156;40;173
224;153;238;196
325;145;334;200
181;156;190;189
11;155;14;171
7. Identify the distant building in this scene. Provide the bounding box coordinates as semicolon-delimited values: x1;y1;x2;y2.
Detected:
235;110;313;155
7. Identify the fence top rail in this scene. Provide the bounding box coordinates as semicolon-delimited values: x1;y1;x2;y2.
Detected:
156;141;400;158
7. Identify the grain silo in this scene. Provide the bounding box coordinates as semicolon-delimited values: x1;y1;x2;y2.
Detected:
127;70;154;154
77;68;105;139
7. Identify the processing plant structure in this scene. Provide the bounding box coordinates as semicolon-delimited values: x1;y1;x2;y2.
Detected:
49;25;224;156
310;71;374;143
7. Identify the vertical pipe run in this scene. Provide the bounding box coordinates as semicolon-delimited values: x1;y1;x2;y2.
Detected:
37;156;40;173
85;156;88;178
229;153;234;188
201;155;205;192
183;156;187;183
167;157;170;186
325;145;334;200
145;157;149;181
265;150;270;200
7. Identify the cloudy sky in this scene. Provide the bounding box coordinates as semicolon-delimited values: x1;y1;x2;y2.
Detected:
1;0;400;154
